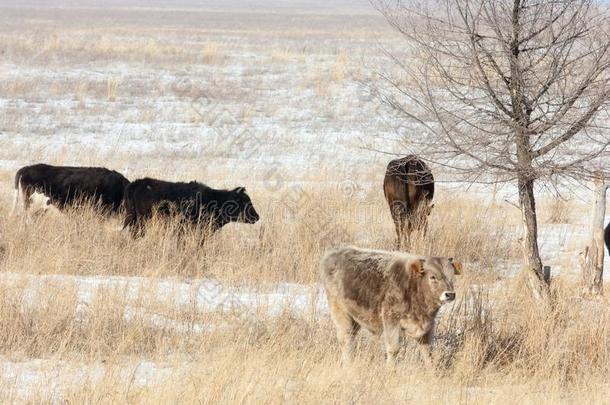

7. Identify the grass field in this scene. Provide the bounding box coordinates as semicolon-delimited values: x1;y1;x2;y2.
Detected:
0;1;610;403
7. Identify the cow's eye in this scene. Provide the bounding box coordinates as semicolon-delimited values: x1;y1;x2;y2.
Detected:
430;275;437;281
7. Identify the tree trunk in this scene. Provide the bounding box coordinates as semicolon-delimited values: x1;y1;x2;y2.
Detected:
518;176;550;302
580;177;608;297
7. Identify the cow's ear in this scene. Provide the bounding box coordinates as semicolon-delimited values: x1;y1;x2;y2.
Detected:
234;187;245;194
409;259;425;276
452;260;463;275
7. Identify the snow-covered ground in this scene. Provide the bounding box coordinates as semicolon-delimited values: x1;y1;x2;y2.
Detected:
0;271;328;328
0;358;184;402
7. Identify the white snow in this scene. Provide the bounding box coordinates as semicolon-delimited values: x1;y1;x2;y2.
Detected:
0;272;329;331
0;358;184;402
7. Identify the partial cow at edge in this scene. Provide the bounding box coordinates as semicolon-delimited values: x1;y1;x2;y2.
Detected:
122;177;260;238
320;245;462;364
12;163;130;215
383;155;434;248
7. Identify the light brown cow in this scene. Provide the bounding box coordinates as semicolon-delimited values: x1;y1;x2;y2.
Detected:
320;246;462;364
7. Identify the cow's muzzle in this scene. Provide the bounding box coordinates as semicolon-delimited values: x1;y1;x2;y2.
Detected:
440;291;456;303
244;206;260;224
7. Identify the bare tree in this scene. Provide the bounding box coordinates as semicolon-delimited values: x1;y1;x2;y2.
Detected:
580;175;608;297
371;0;610;301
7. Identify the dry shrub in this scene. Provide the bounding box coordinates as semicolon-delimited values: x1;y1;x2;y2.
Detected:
106;77;120;102
202;42;223;64
437;281;610;386
271;48;293;63
542;198;572;224
302;67;331;97
330;52;348;83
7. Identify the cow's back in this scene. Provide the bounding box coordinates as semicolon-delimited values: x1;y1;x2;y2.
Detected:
16;164;129;212
123;178;166;215
383;155;434;208
124;178;209;220
126;178;207;203
321;247;394;317
94;169;130;211
15;164;52;189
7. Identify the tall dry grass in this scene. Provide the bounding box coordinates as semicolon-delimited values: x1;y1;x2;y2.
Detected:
0;188;516;283
106;77;120;102
1;187;609;402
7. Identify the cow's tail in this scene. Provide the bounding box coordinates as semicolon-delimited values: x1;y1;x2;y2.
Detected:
406;158;419;186
10;174;22;216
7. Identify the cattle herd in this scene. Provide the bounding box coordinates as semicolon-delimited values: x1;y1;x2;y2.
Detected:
12;163;259;236
7;160;610;364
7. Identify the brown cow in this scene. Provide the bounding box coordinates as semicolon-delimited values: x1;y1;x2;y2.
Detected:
383;155;434;249
320;246;462;364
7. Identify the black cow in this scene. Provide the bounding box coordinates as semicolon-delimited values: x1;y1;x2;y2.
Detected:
12;163;130;214
604;224;610;254
383;155;435;249
122;177;260;237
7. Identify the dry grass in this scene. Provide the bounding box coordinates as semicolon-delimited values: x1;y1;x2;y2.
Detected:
0;189;516;283
1;187;609;402
107;77;120;102
542;198;572;224
201;42;223;64
330;52;348;83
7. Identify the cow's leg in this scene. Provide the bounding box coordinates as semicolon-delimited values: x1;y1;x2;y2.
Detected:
382;317;402;364
123;211;139;237
128;215;149;239
390;201;406;250
393;218;402;250
329;301;360;363
123;210;135;229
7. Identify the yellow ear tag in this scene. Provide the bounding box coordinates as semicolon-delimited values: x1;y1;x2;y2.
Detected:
453;261;463;275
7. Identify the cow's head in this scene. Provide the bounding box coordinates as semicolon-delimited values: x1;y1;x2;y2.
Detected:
411;257;461;305
223;187;260;224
